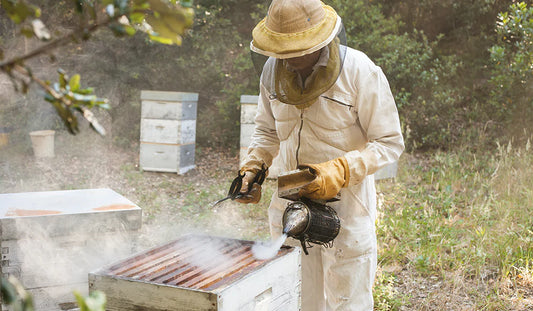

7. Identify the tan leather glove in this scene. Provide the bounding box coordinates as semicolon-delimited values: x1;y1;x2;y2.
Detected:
235;148;272;204
297;156;350;200
235;171;262;204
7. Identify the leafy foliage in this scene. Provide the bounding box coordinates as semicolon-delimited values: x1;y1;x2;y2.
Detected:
0;275;107;311
0;0;194;135
74;290;106;311
2;0;530;150
488;2;533;130
1;276;34;311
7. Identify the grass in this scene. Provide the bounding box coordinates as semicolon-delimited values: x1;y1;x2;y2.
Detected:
374;138;533;310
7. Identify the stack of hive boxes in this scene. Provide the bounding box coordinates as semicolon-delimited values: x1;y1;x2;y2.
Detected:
140;91;198;174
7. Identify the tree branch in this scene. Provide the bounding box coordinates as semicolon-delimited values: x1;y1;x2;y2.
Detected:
12;64;107;135
0;18;114;71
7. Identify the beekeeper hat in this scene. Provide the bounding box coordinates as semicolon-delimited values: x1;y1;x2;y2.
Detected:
251;0;342;59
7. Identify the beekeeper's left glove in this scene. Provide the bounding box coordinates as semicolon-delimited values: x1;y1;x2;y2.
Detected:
234;171;262;204
235;148;272;204
297;156;350;200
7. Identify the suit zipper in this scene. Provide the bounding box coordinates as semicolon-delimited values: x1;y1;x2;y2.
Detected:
295;110;304;168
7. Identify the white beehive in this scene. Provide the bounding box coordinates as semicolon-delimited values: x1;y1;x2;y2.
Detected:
89;235;301;311
0;189;142;311
140;91;198;174
239;95;398;181
240;95;282;178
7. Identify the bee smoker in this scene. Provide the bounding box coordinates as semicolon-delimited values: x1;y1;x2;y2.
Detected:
278;169;341;255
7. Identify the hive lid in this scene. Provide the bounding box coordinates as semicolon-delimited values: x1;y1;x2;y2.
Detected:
0;188;141;240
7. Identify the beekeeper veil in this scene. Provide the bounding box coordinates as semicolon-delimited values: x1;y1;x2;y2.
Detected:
250;0;347;109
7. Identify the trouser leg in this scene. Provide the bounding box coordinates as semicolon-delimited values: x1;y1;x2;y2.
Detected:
322;216;377;311
301;245;326;311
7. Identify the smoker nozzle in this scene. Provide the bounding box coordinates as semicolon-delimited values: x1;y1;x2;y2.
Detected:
282;202;309;237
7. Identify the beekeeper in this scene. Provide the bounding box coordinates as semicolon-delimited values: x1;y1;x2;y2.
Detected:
234;0;404;310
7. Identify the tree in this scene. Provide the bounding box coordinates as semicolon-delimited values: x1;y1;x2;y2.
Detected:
0;0;194;135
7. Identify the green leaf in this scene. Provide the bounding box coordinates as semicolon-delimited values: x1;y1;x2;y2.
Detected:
20;25;34;38
69;74;81;92
72;93;97;104
1;277;17;304
44;93;55;103
76;86;95;95
129;12;145;24
58;69;68;88
180;0;193;8
1;276;35;310
118;0;130;14
2;0;41;24
74;291;88;311
123;25;136;36
74;290;108;311
148;34;175;45
84;291;106;311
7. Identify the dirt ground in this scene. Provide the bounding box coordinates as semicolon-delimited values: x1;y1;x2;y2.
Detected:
1;131;532;311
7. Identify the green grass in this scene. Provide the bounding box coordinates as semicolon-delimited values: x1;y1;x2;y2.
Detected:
374;139;533;309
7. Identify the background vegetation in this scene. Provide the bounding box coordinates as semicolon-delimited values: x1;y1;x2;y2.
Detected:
1;0;530;152
1;0;532;310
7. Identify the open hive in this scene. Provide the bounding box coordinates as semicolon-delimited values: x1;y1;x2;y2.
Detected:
89;234;301;311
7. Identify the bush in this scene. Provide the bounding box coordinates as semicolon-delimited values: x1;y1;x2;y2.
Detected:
488;2;533;134
332;0;465;150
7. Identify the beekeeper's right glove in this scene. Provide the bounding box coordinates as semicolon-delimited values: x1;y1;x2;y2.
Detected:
297;156;350;200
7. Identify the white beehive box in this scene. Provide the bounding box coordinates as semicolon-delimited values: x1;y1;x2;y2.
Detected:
140;91;198;174
0;188;142;311
89;235;301;311
239;95;398;181
240;95;282;178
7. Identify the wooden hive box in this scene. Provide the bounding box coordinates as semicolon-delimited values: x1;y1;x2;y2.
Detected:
89;235;301;311
140;91;198;175
0;188;142;311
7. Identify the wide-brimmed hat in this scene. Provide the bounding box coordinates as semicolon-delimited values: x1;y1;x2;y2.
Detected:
251;0;341;59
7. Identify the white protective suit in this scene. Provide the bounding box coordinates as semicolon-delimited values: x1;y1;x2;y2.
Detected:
246;46;404;311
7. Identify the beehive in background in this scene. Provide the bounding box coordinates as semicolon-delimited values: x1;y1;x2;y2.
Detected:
0;189;142;311
140;91;198;175
89;235;301;311
239;95;398;180
240;95;282;178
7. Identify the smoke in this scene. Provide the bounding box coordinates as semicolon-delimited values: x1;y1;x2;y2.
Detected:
252;234;287;260
176;235;240;272
10;215;139;306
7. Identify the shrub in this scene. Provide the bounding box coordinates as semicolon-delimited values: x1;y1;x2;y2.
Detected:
488;2;533;135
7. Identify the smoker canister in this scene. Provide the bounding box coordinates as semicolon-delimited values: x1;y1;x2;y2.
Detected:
282;198;341;254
